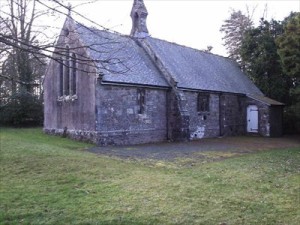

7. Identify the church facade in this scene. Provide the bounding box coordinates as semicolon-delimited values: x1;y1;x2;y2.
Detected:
44;0;284;145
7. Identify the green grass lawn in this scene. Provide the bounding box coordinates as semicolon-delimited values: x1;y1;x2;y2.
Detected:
0;128;299;225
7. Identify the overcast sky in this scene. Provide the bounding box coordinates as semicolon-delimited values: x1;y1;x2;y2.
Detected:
65;0;299;56
1;0;299;56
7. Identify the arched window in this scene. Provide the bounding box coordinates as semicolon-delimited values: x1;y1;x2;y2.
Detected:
197;93;210;112
64;46;70;95
59;58;63;96
71;53;77;95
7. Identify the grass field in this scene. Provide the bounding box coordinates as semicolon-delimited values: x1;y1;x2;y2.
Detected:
0;128;299;225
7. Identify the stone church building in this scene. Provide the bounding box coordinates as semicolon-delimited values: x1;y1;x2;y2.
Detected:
44;0;284;145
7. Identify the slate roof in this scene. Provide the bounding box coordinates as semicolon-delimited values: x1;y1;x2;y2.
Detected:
145;37;263;95
75;22;263;96
75;23;169;87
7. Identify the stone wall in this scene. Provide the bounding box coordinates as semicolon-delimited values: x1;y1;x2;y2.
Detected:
166;90;190;142
220;94;246;136
185;91;247;140
44;18;96;132
95;84;168;145
185;91;220;139
44;56;96;133
43;128;97;143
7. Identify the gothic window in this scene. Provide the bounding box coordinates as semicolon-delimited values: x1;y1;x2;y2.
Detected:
59;58;63;96
64;46;70;95
71;53;77;95
197;93;210;112
137;88;145;114
58;46;77;99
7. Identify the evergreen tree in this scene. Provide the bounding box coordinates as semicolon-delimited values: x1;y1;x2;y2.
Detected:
276;12;300;133
276;12;300;96
222;8;299;133
240;18;288;102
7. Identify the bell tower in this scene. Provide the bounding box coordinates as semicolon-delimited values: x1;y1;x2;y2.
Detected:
130;0;149;38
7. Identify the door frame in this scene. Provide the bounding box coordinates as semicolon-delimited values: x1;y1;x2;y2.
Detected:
247;105;259;133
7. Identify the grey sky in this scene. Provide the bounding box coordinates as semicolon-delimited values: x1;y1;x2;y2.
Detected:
66;0;299;56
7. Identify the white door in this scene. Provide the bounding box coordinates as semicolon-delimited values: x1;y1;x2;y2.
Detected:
247;105;258;133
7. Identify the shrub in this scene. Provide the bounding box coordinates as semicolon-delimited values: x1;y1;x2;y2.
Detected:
0;92;43;126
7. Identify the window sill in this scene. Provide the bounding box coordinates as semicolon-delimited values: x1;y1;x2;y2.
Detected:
57;95;78;102
198;111;210;115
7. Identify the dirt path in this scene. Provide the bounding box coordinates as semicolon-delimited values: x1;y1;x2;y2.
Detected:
88;135;300;161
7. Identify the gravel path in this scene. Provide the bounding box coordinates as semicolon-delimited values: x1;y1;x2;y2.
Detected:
88;135;300;161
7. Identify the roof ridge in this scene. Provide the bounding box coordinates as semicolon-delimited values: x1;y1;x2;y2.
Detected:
75;20;232;62
146;36;232;61
75;21;132;40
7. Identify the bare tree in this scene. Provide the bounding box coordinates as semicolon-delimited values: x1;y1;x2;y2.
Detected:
0;0;132;125
0;0;49;96
0;0;130;85
0;0;50;125
220;8;254;64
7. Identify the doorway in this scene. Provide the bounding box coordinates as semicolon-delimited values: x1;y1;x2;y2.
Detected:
247;105;258;133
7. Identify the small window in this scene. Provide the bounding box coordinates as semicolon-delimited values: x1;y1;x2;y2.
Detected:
137;88;145;114
59;58;63;96
64;28;70;37
71;53;77;95
197;93;210;112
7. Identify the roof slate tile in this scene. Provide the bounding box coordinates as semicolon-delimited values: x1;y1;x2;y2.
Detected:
75;22;263;96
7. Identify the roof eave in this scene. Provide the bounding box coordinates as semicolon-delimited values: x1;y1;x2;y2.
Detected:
100;80;170;90
247;95;285;106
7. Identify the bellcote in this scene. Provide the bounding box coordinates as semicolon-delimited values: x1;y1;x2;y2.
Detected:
130;0;149;38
